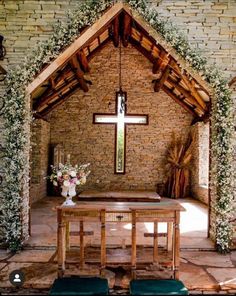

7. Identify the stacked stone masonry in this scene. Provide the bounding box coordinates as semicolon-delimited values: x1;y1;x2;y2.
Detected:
0;0;235;243
30;119;50;204
48;42;193;191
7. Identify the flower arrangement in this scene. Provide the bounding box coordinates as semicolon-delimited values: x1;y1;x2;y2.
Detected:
49;163;90;188
49;163;90;206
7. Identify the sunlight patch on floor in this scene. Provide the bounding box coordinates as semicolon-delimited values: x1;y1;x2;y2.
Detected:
179;200;208;235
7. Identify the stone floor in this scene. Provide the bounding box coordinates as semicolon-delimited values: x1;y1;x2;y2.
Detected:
1;197;236;295
26;196;214;249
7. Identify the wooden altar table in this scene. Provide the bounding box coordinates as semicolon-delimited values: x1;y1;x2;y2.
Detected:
56;198;185;280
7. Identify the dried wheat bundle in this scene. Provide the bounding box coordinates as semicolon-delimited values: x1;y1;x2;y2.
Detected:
165;131;195;199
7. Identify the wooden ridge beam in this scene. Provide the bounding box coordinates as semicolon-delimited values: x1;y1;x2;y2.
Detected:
78;50;90;73
162;84;198;118
122;13;132;47
69;56;89;92
112;16;120;47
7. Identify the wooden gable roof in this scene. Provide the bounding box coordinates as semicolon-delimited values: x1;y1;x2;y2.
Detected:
28;2;211;121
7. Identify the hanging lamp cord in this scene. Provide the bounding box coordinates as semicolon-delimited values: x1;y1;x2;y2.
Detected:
119;39;122;92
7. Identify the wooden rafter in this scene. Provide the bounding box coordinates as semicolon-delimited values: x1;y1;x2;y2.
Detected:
174;64;207;111
49;77;55;90
153;50;169;74
33;78;78;111
112;16;120;47
122;13;132;47
26;2;124;94
154;59;174;92
78;50;90;73
40;84;81;116
69;56;89;92
129;37;156;64
167;76;205;113
87;36;111;61
162;85;198;118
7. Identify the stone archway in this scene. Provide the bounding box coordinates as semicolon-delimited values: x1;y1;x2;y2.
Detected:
2;0;234;252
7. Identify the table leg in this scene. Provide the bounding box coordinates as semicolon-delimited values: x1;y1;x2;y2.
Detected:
167;222;173;252
131;210;137;279
153;221;158;264
57;209;66;278
174;211;180;280
101;210;106;276
80;221;84;269
66;221;70;251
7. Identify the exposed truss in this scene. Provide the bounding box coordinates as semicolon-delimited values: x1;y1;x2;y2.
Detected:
30;3;210;120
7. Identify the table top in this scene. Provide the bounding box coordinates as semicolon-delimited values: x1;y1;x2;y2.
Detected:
78;190;161;202
56;197;185;212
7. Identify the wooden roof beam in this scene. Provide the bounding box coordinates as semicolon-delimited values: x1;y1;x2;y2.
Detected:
77;50;90;73
26;2;124;94
129;37;156;64
154;59;174;92
112;16;120;47
39;84;80;116
33;78;78;111
162;85;198;118
167;76;205;113
49;77;55;90
69;56;89;92
191;112;210;125
153;50;169;74
122;13;132;47
174;63;207;111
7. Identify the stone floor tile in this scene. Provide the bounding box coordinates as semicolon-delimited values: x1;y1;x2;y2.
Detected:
230;251;236;266
0;263;7;270
28;196;213;249
181;251;234;267
207;268;236;290
7;250;55;263
180;262;218;290
0;250;12;261
0;262;57;289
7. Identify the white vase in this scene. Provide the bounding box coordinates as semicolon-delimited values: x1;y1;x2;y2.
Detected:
61;184;76;206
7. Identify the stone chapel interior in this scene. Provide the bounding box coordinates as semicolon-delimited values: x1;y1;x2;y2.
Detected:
29;6;211;248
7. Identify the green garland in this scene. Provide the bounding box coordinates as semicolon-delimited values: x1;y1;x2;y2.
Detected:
2;0;234;252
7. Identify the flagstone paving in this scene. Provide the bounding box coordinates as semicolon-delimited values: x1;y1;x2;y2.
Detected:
26;196;214;249
0;249;236;294
1;197;235;294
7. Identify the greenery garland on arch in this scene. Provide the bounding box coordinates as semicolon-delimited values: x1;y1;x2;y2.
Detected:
2;0;234;252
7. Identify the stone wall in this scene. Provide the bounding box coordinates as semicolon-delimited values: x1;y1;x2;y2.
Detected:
48;42;193;191
191;122;210;205
30;119;50;203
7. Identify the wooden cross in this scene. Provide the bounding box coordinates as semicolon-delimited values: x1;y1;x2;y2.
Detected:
93;91;148;174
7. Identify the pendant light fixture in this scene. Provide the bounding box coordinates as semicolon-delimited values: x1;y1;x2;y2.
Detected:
117;40;126;114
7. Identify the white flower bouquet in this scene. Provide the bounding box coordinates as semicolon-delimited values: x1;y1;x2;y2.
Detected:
49;163;90;187
49;163;90;206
